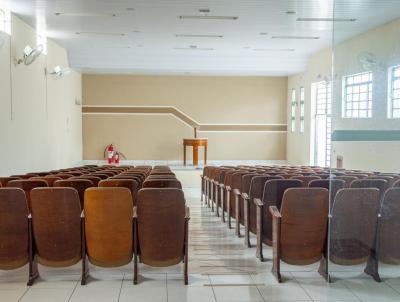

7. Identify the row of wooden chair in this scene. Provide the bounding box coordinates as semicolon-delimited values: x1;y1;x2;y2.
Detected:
0;164;189;285
201;165;400;282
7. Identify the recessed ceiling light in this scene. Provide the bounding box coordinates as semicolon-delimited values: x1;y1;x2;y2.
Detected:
286;11;296;15
175;34;223;38
55;12;117;17
253;48;295;52
259;32;268;36
297;17;357;22
173;46;214;51
271;35;320;40
178;15;238;20
199;9;211;14
75;31;126;36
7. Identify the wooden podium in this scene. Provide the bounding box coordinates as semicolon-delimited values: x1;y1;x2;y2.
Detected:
183;138;208;166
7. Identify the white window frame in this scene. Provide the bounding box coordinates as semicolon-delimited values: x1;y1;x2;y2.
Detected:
311;81;332;167
388;65;400;119
290;88;296;132
300;87;305;133
342;71;373;118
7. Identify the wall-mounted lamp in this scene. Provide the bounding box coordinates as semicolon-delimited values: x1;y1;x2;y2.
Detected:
15;44;43;65
46;65;71;77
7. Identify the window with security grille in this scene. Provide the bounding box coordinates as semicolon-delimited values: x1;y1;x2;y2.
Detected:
388;65;400;119
343;71;373;118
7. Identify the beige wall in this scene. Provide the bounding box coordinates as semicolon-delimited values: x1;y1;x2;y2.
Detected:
0;15;82;175
82;75;288;161
287;17;400;172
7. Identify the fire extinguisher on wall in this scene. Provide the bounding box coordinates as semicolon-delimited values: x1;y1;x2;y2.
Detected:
104;144;115;164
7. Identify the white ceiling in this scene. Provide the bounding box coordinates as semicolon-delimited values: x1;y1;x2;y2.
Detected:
5;0;400;76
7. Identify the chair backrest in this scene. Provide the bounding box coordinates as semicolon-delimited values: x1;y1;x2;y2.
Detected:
0;177;21;187
334;176;358;188
330;188;380;265
7;180;48;211
99;179;139;207
280;188;329;265
53;174;73;179
72;176;102;186
377;188;400;264
53;179;94;208
291;176;321;187
30;188;82;267
84;187;133;267
230;172;251;218
309;179;346;209
30;176;62;187
0;188;29;270
137;188;186;266
351;179;389;200
143;179;182;189
247;175;284;234
261;179;303;243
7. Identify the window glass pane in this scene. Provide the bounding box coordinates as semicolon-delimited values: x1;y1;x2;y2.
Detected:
343;71;373;118
389;66;400;118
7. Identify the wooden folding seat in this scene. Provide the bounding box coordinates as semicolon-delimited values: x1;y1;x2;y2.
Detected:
0;177;21;186
112;175;143;187
346;173;369;179
222;169;239;228
88;173;109;180
241;175;282;248
269;188;329;282
29;188;83;285
0;188;34;281
11;174;36;179
215;168;233;222
351;179;389;200
99;179;139;206
30;176;62;187
7;180;48;211
309;179;346;208
54;179;94;208
147;175;176;179
134;188;189;284
82;188;134;285
65;171;84;177
72;175;102;186
366;175;396;187
334;176;358;188
376;188;400;263
204;167;217;209
231;172;256;237
330;188;380;280
27;172;49;177
94;171;115;177
253;179;303;259
280;173;302;179
209;168;225;215
53;173;73;179
291;176;321;187
143;179;182;189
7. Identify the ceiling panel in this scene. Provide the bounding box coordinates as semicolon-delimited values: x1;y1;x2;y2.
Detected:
3;0;400;75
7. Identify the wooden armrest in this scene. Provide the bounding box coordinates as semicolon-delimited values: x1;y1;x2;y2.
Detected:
133;206;138;218
269;206;282;218
241;193;249;200
233;189;241;196
185;207;190;220
254;198;263;207
226;186;231;191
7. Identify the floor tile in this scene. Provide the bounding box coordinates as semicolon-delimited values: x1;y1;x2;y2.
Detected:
69;286;120;302
20;288;74;302
119;286;167;302
213;286;264;302
168;286;216;302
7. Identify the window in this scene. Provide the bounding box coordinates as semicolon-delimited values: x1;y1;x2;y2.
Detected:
343;71;373;118
290;89;296;132
300;87;305;133
388;65;400;118
0;8;11;34
311;81;332;167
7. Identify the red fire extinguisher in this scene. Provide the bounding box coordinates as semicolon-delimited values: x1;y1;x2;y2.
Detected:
106;144;114;164
114;152;120;165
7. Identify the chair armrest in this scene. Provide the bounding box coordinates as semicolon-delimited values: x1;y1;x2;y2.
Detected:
185;207;190;220
254;198;263;207
241;193;249;200
28;214;32;219
269;206;282;218
133;206;138;218
226;186;231;191
233;189;241;196
80;210;85;218
219;183;225;188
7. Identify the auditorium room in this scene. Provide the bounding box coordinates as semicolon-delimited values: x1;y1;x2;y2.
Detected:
1;0;400;301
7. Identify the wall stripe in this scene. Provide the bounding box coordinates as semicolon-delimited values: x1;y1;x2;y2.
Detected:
82;105;287;132
332;130;400;141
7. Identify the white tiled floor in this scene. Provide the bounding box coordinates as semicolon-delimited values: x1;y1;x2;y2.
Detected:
1;182;400;301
